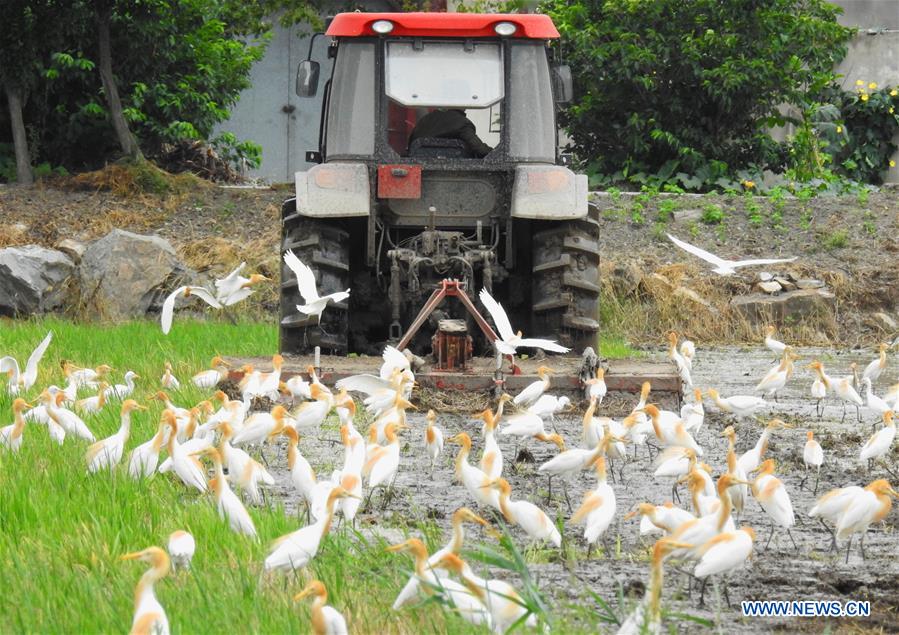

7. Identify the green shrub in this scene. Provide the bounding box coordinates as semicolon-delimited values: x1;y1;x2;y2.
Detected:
701;203;724;225
544;0;853;188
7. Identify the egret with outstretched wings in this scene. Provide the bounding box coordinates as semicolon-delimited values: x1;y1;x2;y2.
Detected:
160;286;222;335
667;233;796;275
214;262;269;306
283;250;350;323
479;288;569;356
0;331;52;394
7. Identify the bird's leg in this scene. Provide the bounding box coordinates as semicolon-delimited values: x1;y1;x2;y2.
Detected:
764;525;775;551
813;470;820;496
586;542;593;559
860;533;866;560
723;577;732;608
845;536;852;564
563;484;573;514
816;400;823;419
698;578;708;608
671;482;680;505
841;402;847;423
817;518;837;552
799;471;808;491
787;529;798;550
856;404;861;423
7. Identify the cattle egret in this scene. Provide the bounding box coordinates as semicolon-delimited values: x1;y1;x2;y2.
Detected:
283;249;350;323
479;287;569;356
667;233;796;275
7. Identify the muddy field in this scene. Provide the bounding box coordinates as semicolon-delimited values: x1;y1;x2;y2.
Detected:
257;345;899;633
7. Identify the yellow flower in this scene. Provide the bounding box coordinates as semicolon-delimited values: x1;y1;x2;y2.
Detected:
891;107;896;114
856;80;864;86
892;89;898;97
836;126;843;133
742;180;755;189
891;160;897;168
861;93;869;102
868;82;878;90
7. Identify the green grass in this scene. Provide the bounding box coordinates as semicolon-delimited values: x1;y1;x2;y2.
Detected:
0;318;634;633
0;318;470;633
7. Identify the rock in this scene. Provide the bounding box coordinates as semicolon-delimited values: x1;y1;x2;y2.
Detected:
795;279;825;290
758;272;774;282
0;245;75;316
79;229;193;319
672;209;703;222
55;238;87;263
608;260;643;296
756;281;782;294
731;288;836;326
874;312;897;330
773;276;797;291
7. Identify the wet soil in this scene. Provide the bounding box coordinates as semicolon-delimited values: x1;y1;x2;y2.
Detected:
254;344;899;633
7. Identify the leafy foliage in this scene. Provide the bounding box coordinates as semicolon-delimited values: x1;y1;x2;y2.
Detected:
817;84;899;184
544;0;855;189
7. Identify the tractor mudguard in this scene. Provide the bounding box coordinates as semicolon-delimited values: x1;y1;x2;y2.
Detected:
295;162;370;218
509;165;588;220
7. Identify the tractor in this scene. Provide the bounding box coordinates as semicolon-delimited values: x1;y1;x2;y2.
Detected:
281;12;599;359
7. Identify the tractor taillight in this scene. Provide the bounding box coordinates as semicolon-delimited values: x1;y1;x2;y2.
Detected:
372;19;394;34
494;21;517;36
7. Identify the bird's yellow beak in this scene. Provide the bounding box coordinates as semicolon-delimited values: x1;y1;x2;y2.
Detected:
135;404;148;411
623;510;639;521
119;551;143;561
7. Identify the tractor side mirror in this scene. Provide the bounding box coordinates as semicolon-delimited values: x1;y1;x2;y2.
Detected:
551;65;573;104
295;60;320;98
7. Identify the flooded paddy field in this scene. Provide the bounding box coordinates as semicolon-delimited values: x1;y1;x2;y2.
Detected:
263;345;899;633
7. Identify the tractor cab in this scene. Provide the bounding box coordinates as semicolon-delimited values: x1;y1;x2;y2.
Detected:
282;13;598;358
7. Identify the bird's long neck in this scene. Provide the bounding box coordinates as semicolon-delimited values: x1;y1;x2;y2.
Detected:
209;462;225;500
879;350;887;369
310;594;327;635
716;486;733;531
134;564;166;611
286;439;298;471
118;413;132;439
449;519;465;553
454;441;470;478
498;490;514;523
756;428;771;458
321;492;341;536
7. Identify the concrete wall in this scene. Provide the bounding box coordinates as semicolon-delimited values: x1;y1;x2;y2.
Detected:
220;2;899;183
833;0;899;182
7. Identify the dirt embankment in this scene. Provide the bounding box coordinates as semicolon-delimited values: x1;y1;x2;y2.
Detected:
594;189;899;347
1;173;898;344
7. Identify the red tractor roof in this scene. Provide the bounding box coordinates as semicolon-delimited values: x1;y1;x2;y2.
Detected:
326;12;560;39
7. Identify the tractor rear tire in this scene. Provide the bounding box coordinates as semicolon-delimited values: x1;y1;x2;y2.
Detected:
280;199;350;355
531;206;600;352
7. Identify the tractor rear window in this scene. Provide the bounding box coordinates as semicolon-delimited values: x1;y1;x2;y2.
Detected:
385;41;503;108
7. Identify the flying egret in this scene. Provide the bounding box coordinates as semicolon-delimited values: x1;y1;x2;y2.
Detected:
160;285;222;335
283;249;350;323
120;546;170;635
667;233;796;275
479;287;570;356
0;331;52;395
214;262;269;306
